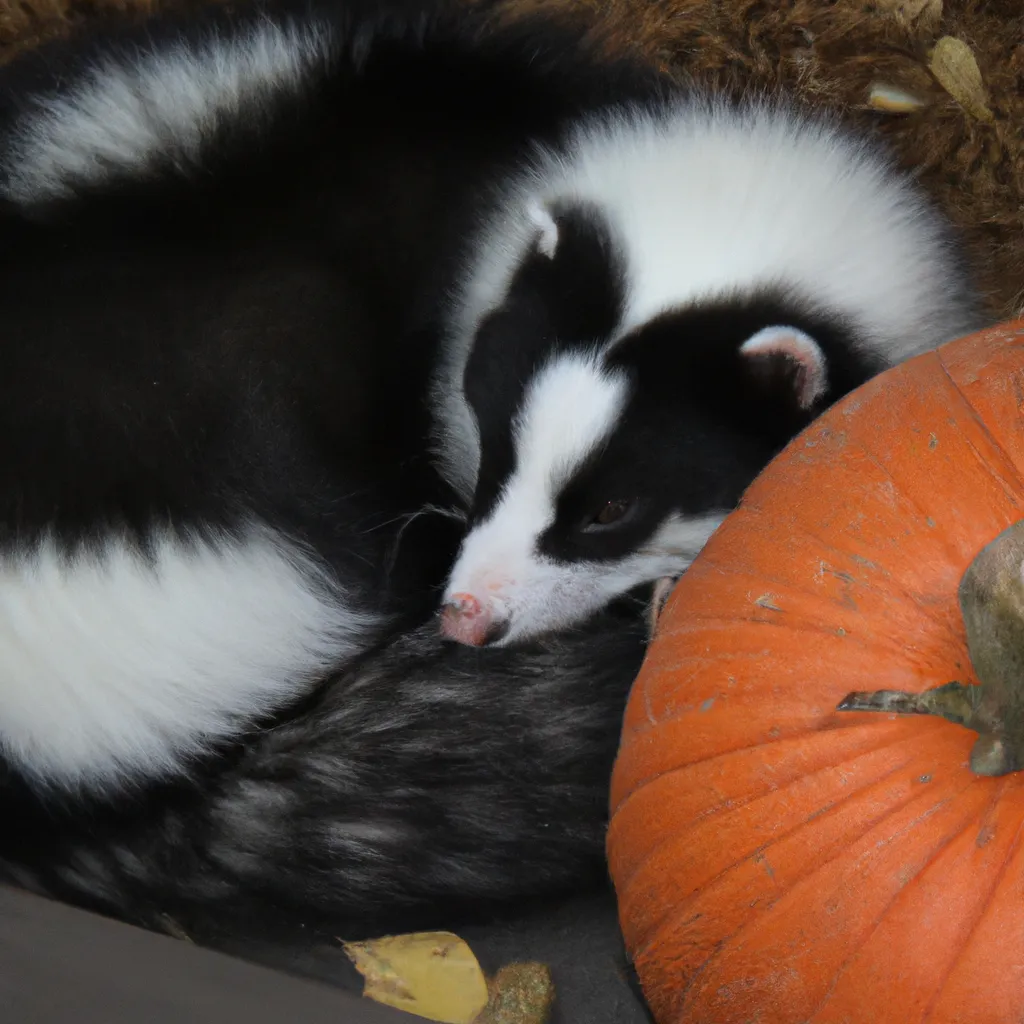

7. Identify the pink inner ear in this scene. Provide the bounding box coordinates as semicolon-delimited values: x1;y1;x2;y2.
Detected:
739;325;828;409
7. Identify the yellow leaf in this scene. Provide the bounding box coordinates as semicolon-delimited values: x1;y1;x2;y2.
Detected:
928;36;994;123
342;931;490;1024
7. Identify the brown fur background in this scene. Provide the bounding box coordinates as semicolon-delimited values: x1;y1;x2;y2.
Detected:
1;0;1021;319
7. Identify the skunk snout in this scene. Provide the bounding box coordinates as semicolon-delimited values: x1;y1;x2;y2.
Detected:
439;593;510;647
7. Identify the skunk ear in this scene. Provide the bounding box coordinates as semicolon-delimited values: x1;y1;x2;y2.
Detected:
526;200;560;258
739;325;829;410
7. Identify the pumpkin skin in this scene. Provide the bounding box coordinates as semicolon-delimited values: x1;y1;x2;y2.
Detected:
608;321;1024;1024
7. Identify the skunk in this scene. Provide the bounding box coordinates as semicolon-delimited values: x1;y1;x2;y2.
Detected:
434;101;984;646
0;0;663;797
0;0;983;939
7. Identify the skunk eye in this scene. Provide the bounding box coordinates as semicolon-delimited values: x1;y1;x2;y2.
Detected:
581;498;637;533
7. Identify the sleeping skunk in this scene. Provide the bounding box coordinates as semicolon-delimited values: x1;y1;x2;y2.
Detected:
0;0;665;797
0;0;982;937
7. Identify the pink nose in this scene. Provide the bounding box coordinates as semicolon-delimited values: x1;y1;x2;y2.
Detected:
439;593;509;647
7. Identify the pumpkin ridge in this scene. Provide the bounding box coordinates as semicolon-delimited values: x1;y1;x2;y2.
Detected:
666;543;896;603
608;717;945;819
634;595;972;739
620;732;960;951
626;745;933;957
815;420;974;578
611;729;927;898
657;610;939;663
611;708;945;786
931;416;1024;523
845;452;975;574
923;783;1024;1023
916;779;1020;1024
679;775;984;1022
636;772;983;1022
689;511;960;643
720;502;912;573
934;345;1024;496
609;718;946;832
809;783;1024;1024
632;657;944;747
682;545;955;625
802;785;1005;1024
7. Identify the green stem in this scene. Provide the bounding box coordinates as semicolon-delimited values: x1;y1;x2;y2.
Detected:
835;520;1024;778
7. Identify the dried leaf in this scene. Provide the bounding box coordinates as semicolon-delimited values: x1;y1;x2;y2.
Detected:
928;36;994;123
342;931;489;1023
867;82;928;114
476;963;555;1024
875;0;943;33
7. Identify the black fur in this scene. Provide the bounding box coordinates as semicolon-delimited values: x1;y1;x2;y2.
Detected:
465;204;629;523
0;2;656;582
0;0;663;939
541;289;882;562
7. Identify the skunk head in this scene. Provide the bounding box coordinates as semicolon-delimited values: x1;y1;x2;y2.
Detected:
434;100;982;647
437;203;865;646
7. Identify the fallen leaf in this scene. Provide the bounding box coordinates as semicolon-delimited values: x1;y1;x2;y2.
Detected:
875;0;943;32
342;931;489;1023
928;36;994;123
476;963;555;1024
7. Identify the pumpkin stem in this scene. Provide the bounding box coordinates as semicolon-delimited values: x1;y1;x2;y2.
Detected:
837;680;980;725
836;519;1024;778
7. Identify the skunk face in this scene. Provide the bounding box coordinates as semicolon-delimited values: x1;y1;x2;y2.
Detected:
438;239;856;647
435;100;982;646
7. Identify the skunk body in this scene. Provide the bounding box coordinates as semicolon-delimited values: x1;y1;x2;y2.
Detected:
4;603;647;942
0;0;983;936
0;0;660;795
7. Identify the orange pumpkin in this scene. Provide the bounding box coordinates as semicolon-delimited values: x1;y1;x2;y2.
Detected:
608;320;1024;1024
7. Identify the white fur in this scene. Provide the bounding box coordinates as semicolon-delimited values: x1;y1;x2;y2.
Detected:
433;96;979;499
0;526;382;791
445;506;726;645
0;19;333;204
740;325;829;409
513;352;629;493
441;353;729;643
443;355;626;611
